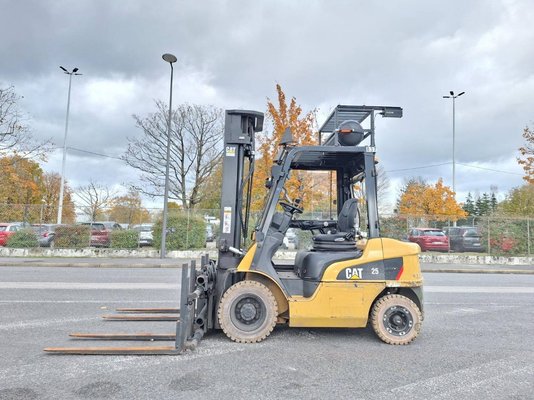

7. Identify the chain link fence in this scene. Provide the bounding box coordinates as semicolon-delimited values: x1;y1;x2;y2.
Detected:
380;214;533;257
0;203;532;256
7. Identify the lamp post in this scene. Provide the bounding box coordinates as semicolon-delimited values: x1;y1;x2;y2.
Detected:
442;90;465;197
57;66;82;224
161;53;177;258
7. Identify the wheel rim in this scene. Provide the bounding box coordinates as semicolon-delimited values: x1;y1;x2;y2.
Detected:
382;305;413;336
230;294;266;332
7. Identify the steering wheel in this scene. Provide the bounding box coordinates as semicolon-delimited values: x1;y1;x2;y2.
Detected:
279;201;303;214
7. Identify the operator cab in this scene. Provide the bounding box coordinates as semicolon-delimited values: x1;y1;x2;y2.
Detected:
269;148;371;289
251;116;383;297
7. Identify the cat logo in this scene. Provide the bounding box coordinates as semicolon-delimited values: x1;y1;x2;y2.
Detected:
226;146;236;157
345;267;364;280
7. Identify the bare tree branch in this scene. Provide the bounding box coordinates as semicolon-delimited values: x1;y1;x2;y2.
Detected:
0;85;53;160
75;180;117;221
123;102;223;209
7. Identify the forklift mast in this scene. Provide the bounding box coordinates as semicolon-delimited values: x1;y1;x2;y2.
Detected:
218;110;264;270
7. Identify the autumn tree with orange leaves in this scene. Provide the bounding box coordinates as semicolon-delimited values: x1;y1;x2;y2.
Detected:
0;155;44;222
251;84;318;210
397;178;467;221
41;172;76;224
518;126;534;184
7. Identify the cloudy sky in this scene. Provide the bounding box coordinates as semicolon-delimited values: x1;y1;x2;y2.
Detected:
1;0;532;210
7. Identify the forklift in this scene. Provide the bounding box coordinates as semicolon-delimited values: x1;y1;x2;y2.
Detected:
45;105;423;355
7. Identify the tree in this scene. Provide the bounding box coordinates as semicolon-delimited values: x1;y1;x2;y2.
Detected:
397;178;467;221
353;164;391;214
75;181;116;221
124;102;224;209
396;177;427;214
0;85;51;159
490;192;498;212
251;84;317;210
0;155;44;222
41;172;76;224
464;190;498;216
475;193;491;216
108;189;151;225
196;159;223;211
500;185;534;216
518;126;534;184
463;192;475;215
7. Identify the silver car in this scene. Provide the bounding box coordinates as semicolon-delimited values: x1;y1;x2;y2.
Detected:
31;224;57;247
132;224;154;247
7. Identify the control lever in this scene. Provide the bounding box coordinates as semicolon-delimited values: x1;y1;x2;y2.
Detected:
228;247;244;256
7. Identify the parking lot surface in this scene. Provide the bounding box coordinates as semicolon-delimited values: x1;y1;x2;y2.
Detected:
1;267;533;400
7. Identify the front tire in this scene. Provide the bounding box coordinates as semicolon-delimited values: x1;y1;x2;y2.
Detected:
218;280;278;343
371;294;422;345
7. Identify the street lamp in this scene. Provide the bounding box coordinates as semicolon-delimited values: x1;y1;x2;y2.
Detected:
161;53;177;258
442;90;465;197
57;66;82;224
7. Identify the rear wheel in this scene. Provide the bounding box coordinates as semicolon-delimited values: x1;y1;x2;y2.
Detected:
218;280;278;343
371;294;422;345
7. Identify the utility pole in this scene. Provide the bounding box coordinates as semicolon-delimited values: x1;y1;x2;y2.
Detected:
443;90;465;227
57;66;82;224
442;90;465;196
161;53;177;258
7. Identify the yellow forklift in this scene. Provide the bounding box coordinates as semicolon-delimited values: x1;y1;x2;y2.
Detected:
45;105;423;355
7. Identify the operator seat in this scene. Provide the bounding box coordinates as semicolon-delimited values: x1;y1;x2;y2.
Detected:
312;198;359;251
292;199;362;290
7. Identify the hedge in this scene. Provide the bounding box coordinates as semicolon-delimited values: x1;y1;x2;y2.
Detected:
153;212;206;250
7;229;39;248
54;225;91;249
111;229;139;249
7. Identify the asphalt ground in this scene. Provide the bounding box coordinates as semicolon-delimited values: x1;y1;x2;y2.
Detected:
1;267;533;399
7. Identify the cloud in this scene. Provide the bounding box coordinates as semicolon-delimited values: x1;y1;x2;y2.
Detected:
0;0;532;209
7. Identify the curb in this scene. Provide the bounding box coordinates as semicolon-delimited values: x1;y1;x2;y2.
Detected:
0;261;532;274
422;268;534;275
1;248;533;266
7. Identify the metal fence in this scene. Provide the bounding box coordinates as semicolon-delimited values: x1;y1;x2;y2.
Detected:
380;214;533;257
0;204;532;256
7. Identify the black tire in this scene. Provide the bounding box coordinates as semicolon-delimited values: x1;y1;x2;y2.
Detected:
218;280;278;343
371;294;422;345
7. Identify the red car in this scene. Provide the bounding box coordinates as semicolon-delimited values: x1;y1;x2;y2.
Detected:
408;228;449;252
0;223;22;246
80;222;122;247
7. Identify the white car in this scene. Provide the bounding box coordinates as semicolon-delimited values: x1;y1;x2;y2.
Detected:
282;228;299;249
132;224;154;247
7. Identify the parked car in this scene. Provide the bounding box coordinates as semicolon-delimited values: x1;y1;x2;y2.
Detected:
443;226;485;252
408;228;449;252
205;224;215;242
31;224;58;247
282;228;299;250
0;223;22;246
80;221;122;247
132;224;154;247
